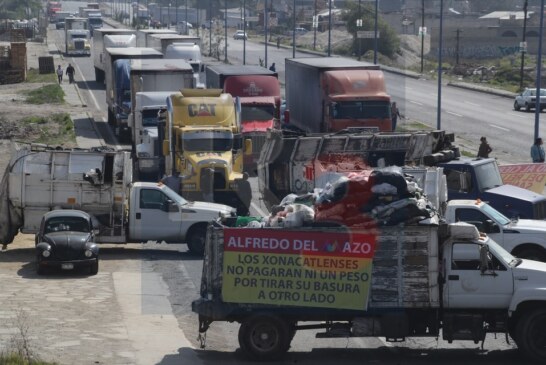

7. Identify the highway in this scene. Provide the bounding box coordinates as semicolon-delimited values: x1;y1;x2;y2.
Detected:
40;2;532;363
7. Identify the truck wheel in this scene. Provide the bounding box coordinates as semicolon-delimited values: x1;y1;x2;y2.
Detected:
515;308;546;361
187;226;206;256
517;247;546;262
238;314;291;361
89;260;99;275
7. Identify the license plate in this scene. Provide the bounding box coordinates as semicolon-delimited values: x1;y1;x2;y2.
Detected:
61;263;74;270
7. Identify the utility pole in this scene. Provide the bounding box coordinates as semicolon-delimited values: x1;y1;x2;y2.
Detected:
520;0;529;91
358;0;361;61
292;0;296;58
373;0;378;64
243;0;246;64
454;28;462;65
209;0;212;57
224;0;228;63
437;0;444;130
420;0;425;73
534;0;545;140
327;0;332;56
265;0;269;68
313;0;317;50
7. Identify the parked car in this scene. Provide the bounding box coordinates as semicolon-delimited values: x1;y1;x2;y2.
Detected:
233;30;248;40
514;88;546;112
35;210;99;275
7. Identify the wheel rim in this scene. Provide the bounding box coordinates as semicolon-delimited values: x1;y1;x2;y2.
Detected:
249;322;280;353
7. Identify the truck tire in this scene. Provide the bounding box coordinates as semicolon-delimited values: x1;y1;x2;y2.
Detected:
515;308;546;361
89;260;99;275
517;247;546;262
187;226;206;256
238;314;291;361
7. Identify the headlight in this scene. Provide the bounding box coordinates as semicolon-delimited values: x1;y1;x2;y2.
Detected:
42;250;51;258
84;250;93;258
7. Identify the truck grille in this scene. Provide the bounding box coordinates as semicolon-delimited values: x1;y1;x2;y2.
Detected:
74;40;85;50
250;134;267;157
200;167;226;191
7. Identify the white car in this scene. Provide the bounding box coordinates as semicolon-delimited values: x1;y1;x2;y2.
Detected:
233;30;248;40
514;88;546;112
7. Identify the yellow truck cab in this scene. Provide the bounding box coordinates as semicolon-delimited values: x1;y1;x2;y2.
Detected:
163;89;252;213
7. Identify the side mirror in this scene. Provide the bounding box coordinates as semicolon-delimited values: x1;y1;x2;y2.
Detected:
168;201;179;213
479;244;491;273
244;138;253;155
283;109;290;124
485;219;500;234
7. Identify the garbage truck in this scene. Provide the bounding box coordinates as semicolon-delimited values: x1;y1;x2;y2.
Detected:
192;221;546;362
0;143;236;254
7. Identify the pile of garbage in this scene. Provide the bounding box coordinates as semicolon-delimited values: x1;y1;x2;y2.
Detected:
235;167;438;229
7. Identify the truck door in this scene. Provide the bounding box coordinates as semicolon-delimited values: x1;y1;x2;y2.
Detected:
454;208;503;245
445;242;513;308
131;188;182;241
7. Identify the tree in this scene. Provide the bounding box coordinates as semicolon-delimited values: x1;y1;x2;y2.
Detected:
343;1;399;58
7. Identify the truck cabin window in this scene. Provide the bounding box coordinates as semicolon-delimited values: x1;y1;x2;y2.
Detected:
140;189;170;210
241;105;275;121
331;101;390;120
474;161;503;191
445;169;472;193
455;208;489;232
182;131;233;152
142;109;161;127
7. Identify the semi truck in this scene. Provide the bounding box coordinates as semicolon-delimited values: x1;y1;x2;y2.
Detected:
205;65;281;171
148;33;201;51
64;17;91;56
285;57;392;133
0;143;236;254
81;9;103;36
257;129;546;221
136;28;177;47
192;221;546;362
162;89;252;213
164;42;205;88
93;29;136;83
104;47;162;141
126;59;195;178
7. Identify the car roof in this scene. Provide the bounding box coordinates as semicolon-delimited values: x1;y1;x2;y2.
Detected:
43;210;91;220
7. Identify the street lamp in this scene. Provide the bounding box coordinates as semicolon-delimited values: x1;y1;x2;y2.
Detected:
209;0;212;57
327;0;332;56
292;0;296;58
224;0;228;63
243;0;246;65
534;0;545;140
520;0;529;91
373;0;378;64
356;18;363;61
437;0;444;130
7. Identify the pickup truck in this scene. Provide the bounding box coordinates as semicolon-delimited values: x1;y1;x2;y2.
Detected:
192;221;546;361
0;143;235;254
445;199;546;261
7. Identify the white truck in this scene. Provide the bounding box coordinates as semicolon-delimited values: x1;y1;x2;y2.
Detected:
64;17;90;56
193;221;546;362
127;59;195;179
444;199;546;261
136;28;177;47
92;28;136;83
164;42;204;88
0;143;236;254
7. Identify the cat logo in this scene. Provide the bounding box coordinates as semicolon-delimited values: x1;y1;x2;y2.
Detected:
188;104;216;117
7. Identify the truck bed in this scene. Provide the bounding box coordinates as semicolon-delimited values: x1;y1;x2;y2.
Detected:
194;222;440;322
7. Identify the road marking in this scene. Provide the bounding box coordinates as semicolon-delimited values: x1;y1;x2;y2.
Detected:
72;58;102;112
464;101;480;107
447;111;463;117
409;100;423;106
510;113;527;119
489;124;510;131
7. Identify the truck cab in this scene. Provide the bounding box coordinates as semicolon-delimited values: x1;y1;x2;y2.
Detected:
445;199;546;261
439;158;546;220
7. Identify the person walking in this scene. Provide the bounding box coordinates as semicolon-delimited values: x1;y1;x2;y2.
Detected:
531;137;545;163
66;63;75;84
56;65;63;84
269;63;276;72
477;136;492;158
391;102;402;130
276;36;281;49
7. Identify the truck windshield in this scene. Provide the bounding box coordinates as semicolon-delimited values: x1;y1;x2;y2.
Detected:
241;105;275;121
89;18;102;27
331;100;390;120
474;161;503;191
142;109;161;127
71;34;87;40
486;237;520;267
481;202;511;225
182;131;233;152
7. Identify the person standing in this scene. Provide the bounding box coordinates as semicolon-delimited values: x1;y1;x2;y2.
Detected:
56;65;63;84
66;63;75;84
477;136;492;158
160;170;182;194
531;137;545;163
